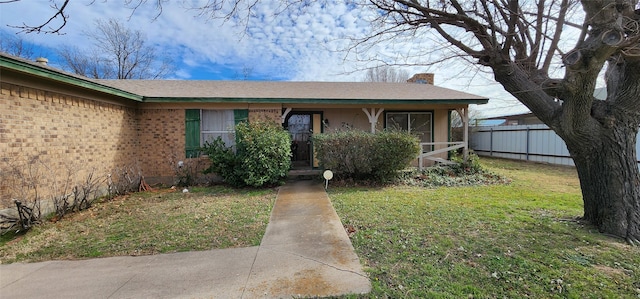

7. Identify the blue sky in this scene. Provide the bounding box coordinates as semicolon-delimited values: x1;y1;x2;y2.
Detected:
0;0;533;117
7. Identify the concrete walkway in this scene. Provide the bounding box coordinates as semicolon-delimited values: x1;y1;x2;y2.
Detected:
0;180;371;298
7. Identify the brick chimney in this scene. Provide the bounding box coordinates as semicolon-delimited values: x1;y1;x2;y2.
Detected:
407;73;434;84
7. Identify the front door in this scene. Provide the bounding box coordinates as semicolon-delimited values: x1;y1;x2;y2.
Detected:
286;112;322;168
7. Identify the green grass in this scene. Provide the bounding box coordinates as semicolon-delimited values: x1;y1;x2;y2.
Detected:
2;157;639;298
0;186;275;263
330;157;640;298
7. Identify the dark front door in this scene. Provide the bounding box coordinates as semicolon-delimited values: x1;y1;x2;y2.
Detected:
288;114;312;167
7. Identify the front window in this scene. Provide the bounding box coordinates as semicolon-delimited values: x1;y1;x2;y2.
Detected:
386;112;433;143
201;110;236;147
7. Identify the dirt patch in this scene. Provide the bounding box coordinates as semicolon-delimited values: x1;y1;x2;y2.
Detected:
253;269;338;298
593;264;627;277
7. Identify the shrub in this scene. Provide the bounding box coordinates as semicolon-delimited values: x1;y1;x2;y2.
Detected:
203;121;292;187
313;130;420;182
449;150;483;175
398;152;511;188
372;130;423;179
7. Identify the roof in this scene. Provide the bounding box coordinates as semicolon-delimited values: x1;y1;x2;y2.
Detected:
0;53;143;101
93;79;489;104
1;53;488;105
483;112;534;120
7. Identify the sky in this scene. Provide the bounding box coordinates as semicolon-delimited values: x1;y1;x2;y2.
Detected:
0;0;534;117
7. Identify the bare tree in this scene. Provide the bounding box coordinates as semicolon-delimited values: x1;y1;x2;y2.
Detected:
58;46;114;79
366;0;640;244
58;18;173;79
451;109;483;129
58;19;173;79
2;0;70;34
1;0;166;34
0;32;35;59
362;65;410;82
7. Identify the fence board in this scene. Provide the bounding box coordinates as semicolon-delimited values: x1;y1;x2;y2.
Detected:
470;124;640;170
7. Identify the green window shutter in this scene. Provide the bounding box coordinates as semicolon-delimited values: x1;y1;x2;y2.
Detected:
233;109;249;153
185;109;200;158
234;109;249;124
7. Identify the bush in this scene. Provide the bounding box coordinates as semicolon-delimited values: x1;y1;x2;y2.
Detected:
398;152;511;188
313;130;420;182
202;121;291;187
449;150;483;175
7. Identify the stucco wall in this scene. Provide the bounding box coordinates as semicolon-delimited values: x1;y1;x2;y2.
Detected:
0;82;140;206
320;108;373;132
311;107;455;167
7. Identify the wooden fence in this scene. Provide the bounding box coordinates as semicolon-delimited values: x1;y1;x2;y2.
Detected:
470;124;640;169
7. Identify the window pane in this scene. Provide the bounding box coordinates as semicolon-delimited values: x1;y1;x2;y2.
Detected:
386;113;408;131
201;110;236;147
410;113;432;143
288;115;311;142
202;110;235;132
202;132;236;147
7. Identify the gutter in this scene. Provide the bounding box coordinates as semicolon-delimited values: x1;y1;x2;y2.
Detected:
0;55;144;102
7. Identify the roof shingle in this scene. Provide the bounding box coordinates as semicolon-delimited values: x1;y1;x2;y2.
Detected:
93;79;488;101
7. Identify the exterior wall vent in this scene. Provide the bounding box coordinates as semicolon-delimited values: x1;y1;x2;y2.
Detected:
35;57;48;66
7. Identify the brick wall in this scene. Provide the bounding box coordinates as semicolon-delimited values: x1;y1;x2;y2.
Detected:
249;108;281;123
0;82;140;206
137;109;186;183
407;73;435;84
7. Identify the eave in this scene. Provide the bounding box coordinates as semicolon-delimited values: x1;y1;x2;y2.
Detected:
0;55;143;102
143;97;489;105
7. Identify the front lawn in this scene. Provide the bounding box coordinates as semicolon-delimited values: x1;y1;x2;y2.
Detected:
2;157;638;298
330;157;640;298
0;186;275;263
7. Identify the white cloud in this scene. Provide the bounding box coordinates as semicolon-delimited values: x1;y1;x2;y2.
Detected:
0;0;527;115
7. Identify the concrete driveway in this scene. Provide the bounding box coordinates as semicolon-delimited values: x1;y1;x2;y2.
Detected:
0;180;371;298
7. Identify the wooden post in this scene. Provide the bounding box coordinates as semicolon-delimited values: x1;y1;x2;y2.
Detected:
362;108;384;133
456;108;469;163
464;107;469;162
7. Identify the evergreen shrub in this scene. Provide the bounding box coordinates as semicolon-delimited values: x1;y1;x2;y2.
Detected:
203;121;291;187
313;130;420;182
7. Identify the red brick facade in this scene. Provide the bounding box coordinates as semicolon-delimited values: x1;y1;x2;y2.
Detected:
0;82;183;205
137;109;186;180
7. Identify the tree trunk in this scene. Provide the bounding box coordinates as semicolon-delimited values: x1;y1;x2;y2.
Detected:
566;122;640;244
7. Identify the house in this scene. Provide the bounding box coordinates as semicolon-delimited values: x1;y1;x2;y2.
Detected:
482;112;544;126
0;53;487;200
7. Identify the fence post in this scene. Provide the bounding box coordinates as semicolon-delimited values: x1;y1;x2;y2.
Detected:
490;128;493;156
526;126;530;161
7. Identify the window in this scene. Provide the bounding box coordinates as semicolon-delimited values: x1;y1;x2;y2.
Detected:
386;112;433;143
201;110;236;146
185;109;248;157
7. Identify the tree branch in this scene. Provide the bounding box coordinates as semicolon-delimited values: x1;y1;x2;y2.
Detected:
7;0;69;34
541;0;570;73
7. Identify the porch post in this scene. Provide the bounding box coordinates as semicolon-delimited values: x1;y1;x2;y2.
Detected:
456;108;469;163
362;108;384;133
